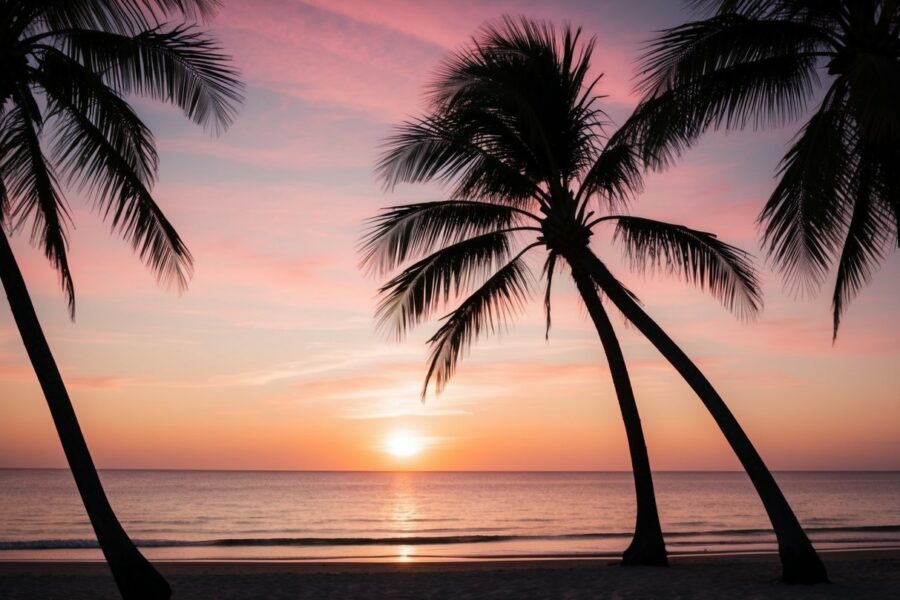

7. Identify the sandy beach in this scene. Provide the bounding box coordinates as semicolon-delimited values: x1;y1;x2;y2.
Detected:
2;550;899;599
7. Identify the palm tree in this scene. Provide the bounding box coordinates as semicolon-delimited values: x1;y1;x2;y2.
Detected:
361;17;775;571
0;1;242;598
621;0;899;338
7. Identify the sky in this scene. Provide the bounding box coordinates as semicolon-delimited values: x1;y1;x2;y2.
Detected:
1;0;898;472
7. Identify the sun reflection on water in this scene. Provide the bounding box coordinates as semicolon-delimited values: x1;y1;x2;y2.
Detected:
390;473;419;532
390;473;419;561
398;544;413;562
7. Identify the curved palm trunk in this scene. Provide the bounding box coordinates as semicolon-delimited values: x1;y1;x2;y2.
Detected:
0;231;171;600
579;247;827;584
568;256;667;566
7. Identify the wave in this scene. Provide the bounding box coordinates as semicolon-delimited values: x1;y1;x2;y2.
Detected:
2;524;900;551
0;535;522;550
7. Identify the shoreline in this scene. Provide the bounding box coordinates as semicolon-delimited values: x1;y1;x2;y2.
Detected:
2;549;899;599
2;546;900;567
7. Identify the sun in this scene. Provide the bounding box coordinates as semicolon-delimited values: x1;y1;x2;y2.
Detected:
384;430;424;458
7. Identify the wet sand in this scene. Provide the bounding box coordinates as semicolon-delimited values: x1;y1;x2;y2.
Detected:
1;549;898;599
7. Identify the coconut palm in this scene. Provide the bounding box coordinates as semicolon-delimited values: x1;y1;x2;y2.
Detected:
621;0;899;338
0;1;242;598
362;17;784;571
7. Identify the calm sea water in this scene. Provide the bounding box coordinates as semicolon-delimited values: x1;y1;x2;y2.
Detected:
1;470;898;561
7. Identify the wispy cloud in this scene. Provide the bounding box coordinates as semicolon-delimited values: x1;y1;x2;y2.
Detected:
68;376;132;391
212;345;422;386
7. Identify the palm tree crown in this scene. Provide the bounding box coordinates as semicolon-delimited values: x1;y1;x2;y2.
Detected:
623;0;899;336
362;17;761;397
0;0;243;313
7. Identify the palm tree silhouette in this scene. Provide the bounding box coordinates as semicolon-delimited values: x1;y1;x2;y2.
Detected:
362;18;774;570
0;1;242;598
623;0;899;338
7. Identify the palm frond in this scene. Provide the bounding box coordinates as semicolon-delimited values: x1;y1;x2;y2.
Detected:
638;14;823;98
360;200;537;275
54;25;243;133
422;246;536;398
432;17;573;109
29;2;148;37
425;16;607;191
377;113;545;206
609;215;762;319
611;89;698;170
627;13;823;169
576;141;643;211
634;1;898;326
0;0;239;313
759;85;853;291
443;106;558;201
842;51;900;144
376;230;514;340
0;170;8;220
831;155;893;338
33;0;221;38
686;0;772;17
0;98;75;314
36;48;158;188
43;81;193;291
629;54;819;169
878;144;900;249
541;251;558;339
687;0;846;22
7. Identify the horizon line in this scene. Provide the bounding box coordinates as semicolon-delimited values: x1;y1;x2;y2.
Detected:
2;467;899;474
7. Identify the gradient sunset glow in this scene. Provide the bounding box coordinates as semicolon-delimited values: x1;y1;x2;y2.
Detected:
1;0;898;473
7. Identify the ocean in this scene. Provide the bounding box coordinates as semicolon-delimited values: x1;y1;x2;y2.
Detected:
1;470;898;562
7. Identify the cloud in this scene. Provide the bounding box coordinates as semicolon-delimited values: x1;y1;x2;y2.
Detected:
335;381;488;420
217;1;442;120
213;345;422;386
153;89;385;171
211;0;648;122
68;376;132;391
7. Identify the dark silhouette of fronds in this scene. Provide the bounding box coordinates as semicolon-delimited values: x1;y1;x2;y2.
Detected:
622;0;899;337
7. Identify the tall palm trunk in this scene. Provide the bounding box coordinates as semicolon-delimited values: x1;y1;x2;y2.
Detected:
579;247;827;584
0;230;171;600
568;255;668;566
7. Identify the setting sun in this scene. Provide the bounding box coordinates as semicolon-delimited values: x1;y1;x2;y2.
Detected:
384;430;424;458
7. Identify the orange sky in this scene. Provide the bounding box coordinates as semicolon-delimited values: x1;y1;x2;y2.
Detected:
1;0;898;472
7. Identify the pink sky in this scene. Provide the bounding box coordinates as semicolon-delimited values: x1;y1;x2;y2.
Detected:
1;0;898;471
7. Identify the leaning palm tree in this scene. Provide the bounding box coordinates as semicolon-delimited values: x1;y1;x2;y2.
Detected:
361;17;792;572
0;1;242;598
622;0;899;338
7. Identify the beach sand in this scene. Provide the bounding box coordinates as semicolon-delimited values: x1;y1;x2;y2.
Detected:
1;550;898;599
